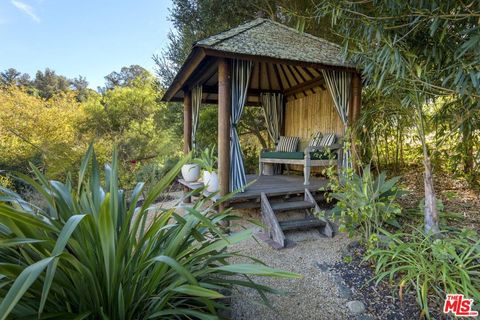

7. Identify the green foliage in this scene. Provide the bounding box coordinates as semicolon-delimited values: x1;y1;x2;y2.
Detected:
33;68;71;99
103;65;150;90
0;146;299;319
242;144;261;174
366;228;480;319
327;165;404;244
196;106;218;151
0;68;181;192
193;146;217;172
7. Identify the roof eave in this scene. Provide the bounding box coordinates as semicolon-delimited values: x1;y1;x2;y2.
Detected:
200;47;358;72
161;47;207;102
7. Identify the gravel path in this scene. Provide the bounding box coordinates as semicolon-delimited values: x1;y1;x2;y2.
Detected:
229;211;356;320
151;194;370;319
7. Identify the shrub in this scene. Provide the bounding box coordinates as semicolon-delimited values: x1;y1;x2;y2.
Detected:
0;146;299;319
327;165;404;244
366;228;480;319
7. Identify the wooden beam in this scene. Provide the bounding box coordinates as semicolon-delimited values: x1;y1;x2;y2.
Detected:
201;47;357;73
260;192;285;248
265;63;272;90
201;85;280;95
183;90;192;204
273;64;285;91
183;90;192;154
186;58;218;90
162;48;206;101
218;58;231;202
350;72;362;169
284;76;325;97
170;97;261;106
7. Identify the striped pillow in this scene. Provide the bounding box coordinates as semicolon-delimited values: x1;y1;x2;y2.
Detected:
308;131;323;147
276;136;299;152
319;133;336;147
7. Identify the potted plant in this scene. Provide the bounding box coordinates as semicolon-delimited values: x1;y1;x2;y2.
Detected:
181;149;201;182
194;146;218;192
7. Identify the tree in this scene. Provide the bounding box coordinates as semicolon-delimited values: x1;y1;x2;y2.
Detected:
78;71;180;187
0;68;21;86
155;0;339;87
104;65;150;90
0;68;31;87
0;86;85;178
33;68;71;99
317;0;480;234
71;76;90;102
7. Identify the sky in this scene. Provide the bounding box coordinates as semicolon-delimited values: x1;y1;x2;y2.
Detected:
0;0;173;88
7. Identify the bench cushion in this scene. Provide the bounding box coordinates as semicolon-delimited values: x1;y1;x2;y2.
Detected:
261;151;337;160
308;131;323;147
276;136;299;152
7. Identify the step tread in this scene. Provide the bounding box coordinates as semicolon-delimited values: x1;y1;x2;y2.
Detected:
270;201;315;212
278;217;326;231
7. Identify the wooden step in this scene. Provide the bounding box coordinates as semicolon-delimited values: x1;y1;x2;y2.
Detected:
279;217;326;231
270;201;315;212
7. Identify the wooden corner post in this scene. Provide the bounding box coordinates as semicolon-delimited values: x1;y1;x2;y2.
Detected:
349;72;362;170
183;89;192;203
183;90;192;154
218;58;231;210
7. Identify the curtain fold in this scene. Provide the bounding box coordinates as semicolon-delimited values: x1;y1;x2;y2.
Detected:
230;59;253;192
321;69;352;169
261;92;284;175
191;85;202;152
260;93;284;144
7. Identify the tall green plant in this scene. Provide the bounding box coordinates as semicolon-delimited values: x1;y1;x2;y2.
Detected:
327;165;404;244
317;0;480;235
0;146;299;319
194;146;217;172
366;228;480;319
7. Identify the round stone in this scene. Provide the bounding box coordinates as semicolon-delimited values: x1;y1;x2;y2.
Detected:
347;300;366;315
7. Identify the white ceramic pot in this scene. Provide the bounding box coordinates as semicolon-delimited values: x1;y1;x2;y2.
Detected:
203;170;219;193
181;163;200;182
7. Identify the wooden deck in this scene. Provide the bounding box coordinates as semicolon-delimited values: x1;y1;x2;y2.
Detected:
231;174;329;201
179;174;330;208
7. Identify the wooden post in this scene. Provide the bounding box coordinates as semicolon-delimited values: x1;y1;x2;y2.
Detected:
183;90;192;203
350;72;362;170
218;58;231;212
183;90;192;154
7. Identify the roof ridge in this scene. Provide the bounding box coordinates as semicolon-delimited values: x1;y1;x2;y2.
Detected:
195;18;266;47
264;19;342;49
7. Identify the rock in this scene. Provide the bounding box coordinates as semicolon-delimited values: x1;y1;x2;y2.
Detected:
337;282;353;299
347;300;366;315
314;261;330;272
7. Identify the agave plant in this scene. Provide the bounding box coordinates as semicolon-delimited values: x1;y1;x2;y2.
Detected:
0;146;299;319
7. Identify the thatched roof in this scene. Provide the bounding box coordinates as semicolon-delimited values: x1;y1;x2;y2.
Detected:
195;18;351;68
162;18;356;102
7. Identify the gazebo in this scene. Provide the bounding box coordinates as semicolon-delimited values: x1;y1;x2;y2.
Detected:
162;18;362;209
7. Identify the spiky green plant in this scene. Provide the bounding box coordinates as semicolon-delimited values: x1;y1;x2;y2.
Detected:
366;228;480;319
0;146;299;319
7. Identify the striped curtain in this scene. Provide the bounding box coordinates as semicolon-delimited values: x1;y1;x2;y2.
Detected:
230;59;253;192
261;93;284;144
191;85;202;152
321;69;352;168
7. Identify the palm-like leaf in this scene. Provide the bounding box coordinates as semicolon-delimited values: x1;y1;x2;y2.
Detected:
0;146;299;319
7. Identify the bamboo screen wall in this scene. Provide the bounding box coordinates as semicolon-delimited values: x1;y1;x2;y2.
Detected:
284;86;343;173
284;87;343;140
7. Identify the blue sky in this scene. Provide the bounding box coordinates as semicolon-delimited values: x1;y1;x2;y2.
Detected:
0;0;173;88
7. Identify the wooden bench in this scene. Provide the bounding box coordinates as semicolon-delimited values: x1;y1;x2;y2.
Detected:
259;144;343;185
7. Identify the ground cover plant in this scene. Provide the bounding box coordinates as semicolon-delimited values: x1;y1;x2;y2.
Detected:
366;228;480;319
